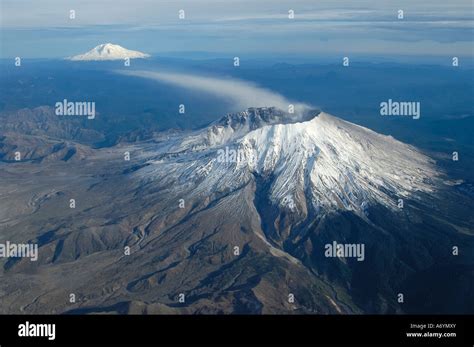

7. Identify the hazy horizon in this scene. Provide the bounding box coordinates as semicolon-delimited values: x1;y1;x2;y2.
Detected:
1;0;473;60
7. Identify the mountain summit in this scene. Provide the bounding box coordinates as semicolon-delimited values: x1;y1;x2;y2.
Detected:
142;107;440;217
67;43;150;61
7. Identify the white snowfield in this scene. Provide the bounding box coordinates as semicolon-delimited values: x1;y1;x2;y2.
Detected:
136;108;440;215
67;43;150;61
236;112;439;211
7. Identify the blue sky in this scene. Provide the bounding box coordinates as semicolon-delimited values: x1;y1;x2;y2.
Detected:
1;0;473;59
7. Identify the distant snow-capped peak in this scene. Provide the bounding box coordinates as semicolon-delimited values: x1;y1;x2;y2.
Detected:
67;43;150;61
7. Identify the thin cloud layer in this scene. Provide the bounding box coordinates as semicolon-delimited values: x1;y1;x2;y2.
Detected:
118;70;310;114
2;0;472;58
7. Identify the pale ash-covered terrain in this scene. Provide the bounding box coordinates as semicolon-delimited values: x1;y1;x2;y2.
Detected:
0;107;473;314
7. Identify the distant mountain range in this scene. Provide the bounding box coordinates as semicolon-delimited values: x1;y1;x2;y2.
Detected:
67;43;150;61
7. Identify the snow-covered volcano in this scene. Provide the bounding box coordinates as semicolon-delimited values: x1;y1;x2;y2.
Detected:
2;106;470;315
136;107;440;217
67;43;150;61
